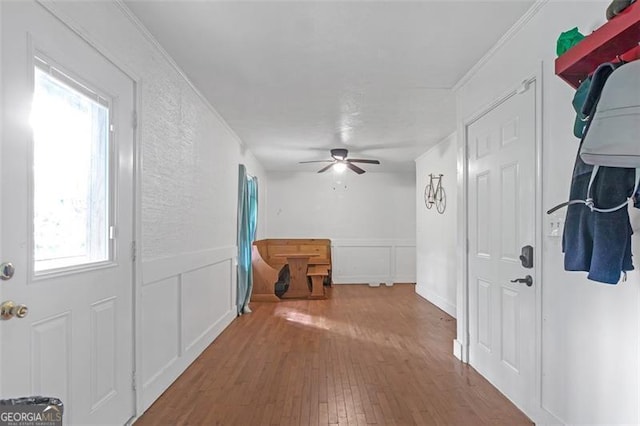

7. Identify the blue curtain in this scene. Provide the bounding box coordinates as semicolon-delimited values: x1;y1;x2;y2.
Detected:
237;165;258;315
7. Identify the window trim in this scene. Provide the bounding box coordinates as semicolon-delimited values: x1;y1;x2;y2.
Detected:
29;54;118;280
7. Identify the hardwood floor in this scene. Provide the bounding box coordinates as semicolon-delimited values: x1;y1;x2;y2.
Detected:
135;284;531;425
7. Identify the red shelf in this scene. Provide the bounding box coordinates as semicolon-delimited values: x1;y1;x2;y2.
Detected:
555;1;640;88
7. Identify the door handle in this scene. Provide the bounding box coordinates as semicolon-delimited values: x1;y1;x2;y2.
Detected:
0;300;29;320
510;275;533;287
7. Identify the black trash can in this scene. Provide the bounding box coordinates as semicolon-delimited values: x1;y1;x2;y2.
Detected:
0;396;63;426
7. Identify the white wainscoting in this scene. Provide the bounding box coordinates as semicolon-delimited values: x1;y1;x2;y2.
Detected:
331;239;416;285
139;246;237;411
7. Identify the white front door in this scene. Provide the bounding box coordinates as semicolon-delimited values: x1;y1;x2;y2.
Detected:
1;2;136;424
467;82;536;414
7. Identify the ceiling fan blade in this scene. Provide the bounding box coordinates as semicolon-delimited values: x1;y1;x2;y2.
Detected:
347;159;380;164
317;163;336;173
346;163;366;174
299;160;334;164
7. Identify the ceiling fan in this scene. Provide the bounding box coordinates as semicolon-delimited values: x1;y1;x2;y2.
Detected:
299;148;380;174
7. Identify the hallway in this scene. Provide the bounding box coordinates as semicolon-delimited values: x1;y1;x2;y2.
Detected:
136;284;530;425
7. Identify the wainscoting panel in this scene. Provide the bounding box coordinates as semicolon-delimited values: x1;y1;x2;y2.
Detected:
181;260;233;353
141;276;180;389
140;247;237;411
395;245;417;283
331;240;416;284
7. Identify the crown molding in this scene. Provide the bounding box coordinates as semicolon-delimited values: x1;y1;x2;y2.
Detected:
453;0;550;92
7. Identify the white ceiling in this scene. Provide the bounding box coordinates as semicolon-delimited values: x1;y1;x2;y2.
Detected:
124;0;534;172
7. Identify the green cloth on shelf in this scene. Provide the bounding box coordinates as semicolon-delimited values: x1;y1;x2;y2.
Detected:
556;27;585;56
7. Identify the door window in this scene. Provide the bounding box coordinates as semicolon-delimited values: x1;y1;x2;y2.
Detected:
31;57;111;273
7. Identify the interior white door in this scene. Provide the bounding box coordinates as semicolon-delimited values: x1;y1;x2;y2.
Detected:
467;83;536;415
0;2;135;424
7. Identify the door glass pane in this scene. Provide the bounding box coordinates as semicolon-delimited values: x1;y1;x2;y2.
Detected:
31;64;110;273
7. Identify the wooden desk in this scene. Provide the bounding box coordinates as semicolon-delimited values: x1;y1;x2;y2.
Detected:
274;253;318;299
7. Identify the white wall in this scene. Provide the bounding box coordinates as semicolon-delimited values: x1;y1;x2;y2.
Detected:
39;1;267;414
415;133;457;317
456;1;639;423
265;171;415;284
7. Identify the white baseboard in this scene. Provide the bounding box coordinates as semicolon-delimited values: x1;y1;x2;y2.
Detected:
532;406;564;426
333;275;386;284
453;339;465;361
333;276;415;285
415;286;456;318
393;276;416;283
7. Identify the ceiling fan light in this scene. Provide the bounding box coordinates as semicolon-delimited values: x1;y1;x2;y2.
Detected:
330;148;348;161
333;162;347;173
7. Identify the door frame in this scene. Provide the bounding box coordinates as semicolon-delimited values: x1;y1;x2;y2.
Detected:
455;65;550;421
33;1;144;421
0;1;4;389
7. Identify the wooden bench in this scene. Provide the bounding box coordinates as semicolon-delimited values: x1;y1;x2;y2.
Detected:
251;239;332;301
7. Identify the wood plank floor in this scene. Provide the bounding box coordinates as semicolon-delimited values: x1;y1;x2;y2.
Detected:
135;284;531;425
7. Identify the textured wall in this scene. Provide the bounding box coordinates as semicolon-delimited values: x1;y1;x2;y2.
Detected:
415;133;457;317
51;1;266;261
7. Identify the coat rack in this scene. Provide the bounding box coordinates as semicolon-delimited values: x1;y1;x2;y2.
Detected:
555;1;640;88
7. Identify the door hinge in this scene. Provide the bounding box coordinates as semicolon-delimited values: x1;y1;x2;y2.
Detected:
109;123;115;132
131;241;137;262
132;371;137;391
132;111;138;130
109;226;116;240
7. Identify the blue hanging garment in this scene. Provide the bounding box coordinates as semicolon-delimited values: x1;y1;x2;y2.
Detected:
555;61;640;284
562;158;638;284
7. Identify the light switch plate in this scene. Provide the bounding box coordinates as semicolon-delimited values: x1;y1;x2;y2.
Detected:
548;212;565;238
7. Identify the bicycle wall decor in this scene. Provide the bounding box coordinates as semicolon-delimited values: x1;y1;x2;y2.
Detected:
424;173;446;214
